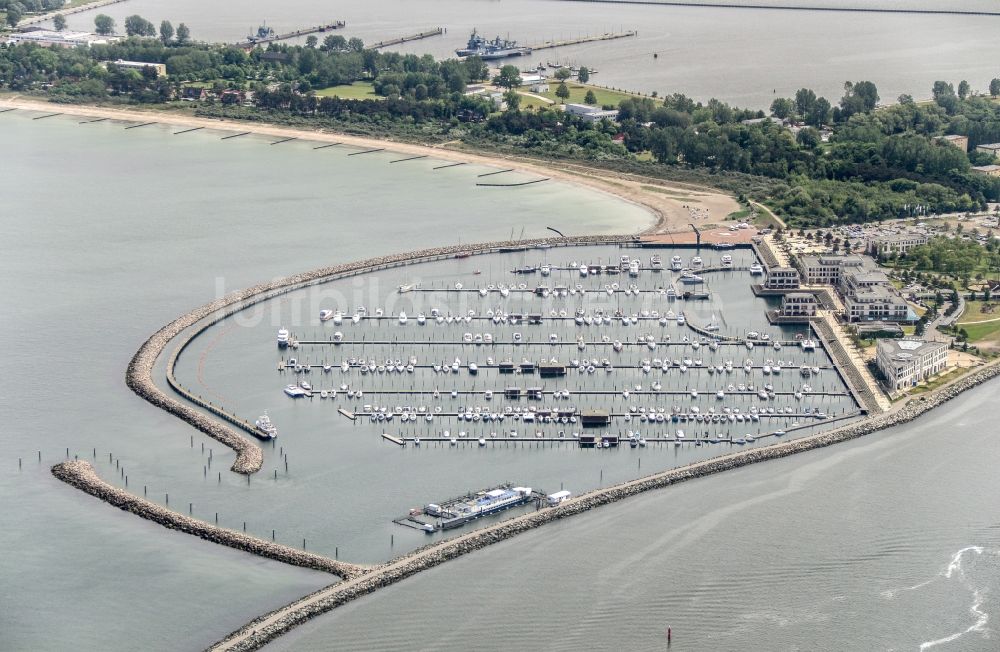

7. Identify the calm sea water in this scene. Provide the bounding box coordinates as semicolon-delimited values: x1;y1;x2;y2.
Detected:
0;111;648;650
48;0;1000;108
265;377;1000;652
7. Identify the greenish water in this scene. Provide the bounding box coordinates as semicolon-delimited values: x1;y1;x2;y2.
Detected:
0;110;649;650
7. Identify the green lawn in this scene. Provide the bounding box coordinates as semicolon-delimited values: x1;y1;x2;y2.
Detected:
959;319;1000;343
315;81;378;100
957;300;1000;323
518;82;642;111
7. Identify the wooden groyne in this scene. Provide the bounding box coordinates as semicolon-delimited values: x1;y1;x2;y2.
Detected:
366;28;444;50
527;30;636;51
240;22;346;47
209;357;1000;651
51;460;365;579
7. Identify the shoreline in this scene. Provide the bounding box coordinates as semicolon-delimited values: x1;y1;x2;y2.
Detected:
0;95;741;234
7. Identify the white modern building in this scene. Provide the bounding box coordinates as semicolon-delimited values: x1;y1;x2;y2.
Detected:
876;338;948;391
3;28;111;48
563;103;619;123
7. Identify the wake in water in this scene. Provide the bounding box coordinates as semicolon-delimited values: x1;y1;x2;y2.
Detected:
883;546;997;650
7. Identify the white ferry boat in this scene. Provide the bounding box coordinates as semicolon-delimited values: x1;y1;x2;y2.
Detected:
433;486;534;530
254;411;277;440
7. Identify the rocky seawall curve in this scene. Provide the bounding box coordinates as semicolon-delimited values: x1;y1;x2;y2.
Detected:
208;357;1000;651
127;235;631;474
51;460;367;579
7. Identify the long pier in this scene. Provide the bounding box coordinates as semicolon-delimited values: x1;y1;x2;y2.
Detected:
366;27;444;50
16;0;131;27
527;30;637;51
240;21;346;47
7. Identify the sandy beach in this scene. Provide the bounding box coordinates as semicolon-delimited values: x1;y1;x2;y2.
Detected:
0;96;740;233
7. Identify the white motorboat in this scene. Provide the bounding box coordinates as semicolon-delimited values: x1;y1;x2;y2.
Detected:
319;309;334;322
277;328;290;348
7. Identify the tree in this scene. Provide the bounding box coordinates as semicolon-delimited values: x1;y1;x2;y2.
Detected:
53;14;67;31
554;67;572;81
794;87;816;116
503;90;520;111
322;34;346;51
584;89;597;105
958;79;970;100
991;78;1000;98
124;15;156;37
555;81;570;103
805;96;830;127
159;20;173;43
770;97;794;119
347;37;364;52
5;4;22;26
492;65;521;91
577;66;589;83
94;14;115;35
175;22;190;44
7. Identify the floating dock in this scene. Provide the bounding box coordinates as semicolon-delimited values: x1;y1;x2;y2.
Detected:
394;484;540;532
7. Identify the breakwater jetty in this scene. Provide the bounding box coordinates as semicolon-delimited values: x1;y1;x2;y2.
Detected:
527;30;636;51
208;356;1000;651
239;21;346;47
16;0;131;27
366;28;444;50
130;235;633;476
51;460;365;579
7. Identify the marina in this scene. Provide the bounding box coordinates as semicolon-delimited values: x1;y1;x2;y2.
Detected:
187;242;861;462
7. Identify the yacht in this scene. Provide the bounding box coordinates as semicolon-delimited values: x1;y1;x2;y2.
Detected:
670;255;683;271
398;283;417;293
691;256;703;268
319;309;334;322
749;263;764;275
277;328;289;348
679;271;703;284
254;411;277;439
800;339;817;351
284;384;307;398
650;255;663;271
398;312;408;325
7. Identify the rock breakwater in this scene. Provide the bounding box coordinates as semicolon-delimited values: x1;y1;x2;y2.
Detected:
51;460;366;579
208;357;1000;651
128;235;628;474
